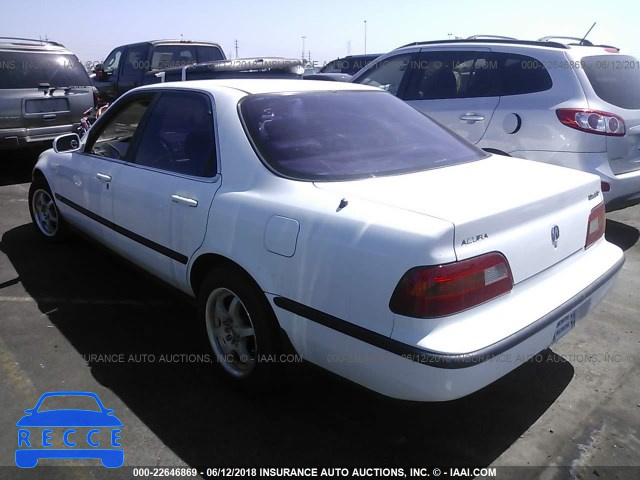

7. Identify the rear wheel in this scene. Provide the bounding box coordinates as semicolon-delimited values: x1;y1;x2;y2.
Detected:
28;178;67;242
198;267;282;390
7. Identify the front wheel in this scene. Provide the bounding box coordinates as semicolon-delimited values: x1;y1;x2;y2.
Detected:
198;267;283;391
28;178;68;242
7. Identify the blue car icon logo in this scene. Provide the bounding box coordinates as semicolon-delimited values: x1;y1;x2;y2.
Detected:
16;391;123;468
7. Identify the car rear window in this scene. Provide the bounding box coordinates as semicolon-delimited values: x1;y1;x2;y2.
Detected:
581;55;640;109
0;51;90;89
239;90;487;181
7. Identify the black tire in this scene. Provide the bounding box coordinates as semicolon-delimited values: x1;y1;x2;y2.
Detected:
198;266;283;391
28;178;68;242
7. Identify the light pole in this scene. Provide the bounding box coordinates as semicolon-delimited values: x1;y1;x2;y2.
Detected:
364;20;367;54
301;36;306;63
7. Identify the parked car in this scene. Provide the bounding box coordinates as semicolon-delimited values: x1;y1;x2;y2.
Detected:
29;79;623;401
0;37;95;151
350;37;640;211
91;40;226;102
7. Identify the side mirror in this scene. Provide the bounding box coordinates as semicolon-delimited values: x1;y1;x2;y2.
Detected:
53;133;81;153
92;63;104;74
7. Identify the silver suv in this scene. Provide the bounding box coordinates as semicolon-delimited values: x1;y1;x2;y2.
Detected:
0;38;94;151
351;37;640;211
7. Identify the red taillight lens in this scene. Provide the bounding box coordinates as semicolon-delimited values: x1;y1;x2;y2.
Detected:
585;202;606;249
601;181;610;192
389;252;513;318
556;109;625;136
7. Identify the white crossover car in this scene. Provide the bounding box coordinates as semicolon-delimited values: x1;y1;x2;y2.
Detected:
30;79;624;401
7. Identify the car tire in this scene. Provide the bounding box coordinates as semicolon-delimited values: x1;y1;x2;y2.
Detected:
28;178;68;242
198;266;282;391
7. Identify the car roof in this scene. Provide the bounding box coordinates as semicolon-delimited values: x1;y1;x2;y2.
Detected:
136;78;379;95
395;38;623;55
0;37;71;54
328;54;382;60
120;40;222;47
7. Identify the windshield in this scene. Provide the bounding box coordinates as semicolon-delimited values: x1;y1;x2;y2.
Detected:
0;51;90;89
581;55;640;109
240;90;487;181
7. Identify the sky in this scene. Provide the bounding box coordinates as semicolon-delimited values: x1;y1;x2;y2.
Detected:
1;0;638;66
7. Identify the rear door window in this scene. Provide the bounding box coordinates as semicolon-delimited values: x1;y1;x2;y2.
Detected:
121;44;148;76
581;55;640;109
151;45;197;70
0;52;90;88
133;92;217;177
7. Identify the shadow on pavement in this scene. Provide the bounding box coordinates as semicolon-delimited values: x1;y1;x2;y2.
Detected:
605;219;640;252
0;147;47;187
1;223;575;467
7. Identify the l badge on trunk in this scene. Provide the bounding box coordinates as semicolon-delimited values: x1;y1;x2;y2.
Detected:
551;225;560;248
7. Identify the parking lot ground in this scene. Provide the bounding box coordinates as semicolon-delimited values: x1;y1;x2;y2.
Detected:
0;157;639;479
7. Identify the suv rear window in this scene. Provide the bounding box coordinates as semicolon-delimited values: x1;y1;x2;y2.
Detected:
0;51;90;89
581;55;640;109
240;90;487;181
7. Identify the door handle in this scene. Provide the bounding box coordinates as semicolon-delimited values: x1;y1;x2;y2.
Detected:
460;113;485;124
43;114;57;120
171;194;198;207
96;173;112;182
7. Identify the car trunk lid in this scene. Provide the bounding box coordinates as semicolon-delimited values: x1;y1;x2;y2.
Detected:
315;155;600;284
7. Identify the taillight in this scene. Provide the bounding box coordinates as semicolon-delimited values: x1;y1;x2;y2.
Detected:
585;202;606;249
389;252;513;318
556;109;625;136
601;181;610;192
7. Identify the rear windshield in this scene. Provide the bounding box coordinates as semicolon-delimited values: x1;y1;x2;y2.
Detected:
239;90;487;181
581;55;640;109
0;51;90;89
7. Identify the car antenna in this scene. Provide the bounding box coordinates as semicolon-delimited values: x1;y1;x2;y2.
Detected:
580;22;596;45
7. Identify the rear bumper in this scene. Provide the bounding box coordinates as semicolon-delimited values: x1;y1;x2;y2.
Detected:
509;150;640;211
272;240;624;401
0;125;80;150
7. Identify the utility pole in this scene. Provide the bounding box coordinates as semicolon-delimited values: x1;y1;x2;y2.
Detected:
234;39;239;59
301;36;306;63
364;20;367;54
308;51;311;64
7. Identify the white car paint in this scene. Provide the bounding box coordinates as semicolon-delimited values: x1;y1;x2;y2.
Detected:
34;79;624;401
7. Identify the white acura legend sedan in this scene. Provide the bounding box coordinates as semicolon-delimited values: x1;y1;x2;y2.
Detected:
30;79;624;401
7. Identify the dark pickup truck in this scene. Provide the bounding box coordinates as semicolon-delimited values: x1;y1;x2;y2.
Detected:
91;40;225;101
91;40;303;102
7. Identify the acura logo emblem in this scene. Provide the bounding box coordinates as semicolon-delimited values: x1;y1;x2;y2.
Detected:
551;225;560;248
